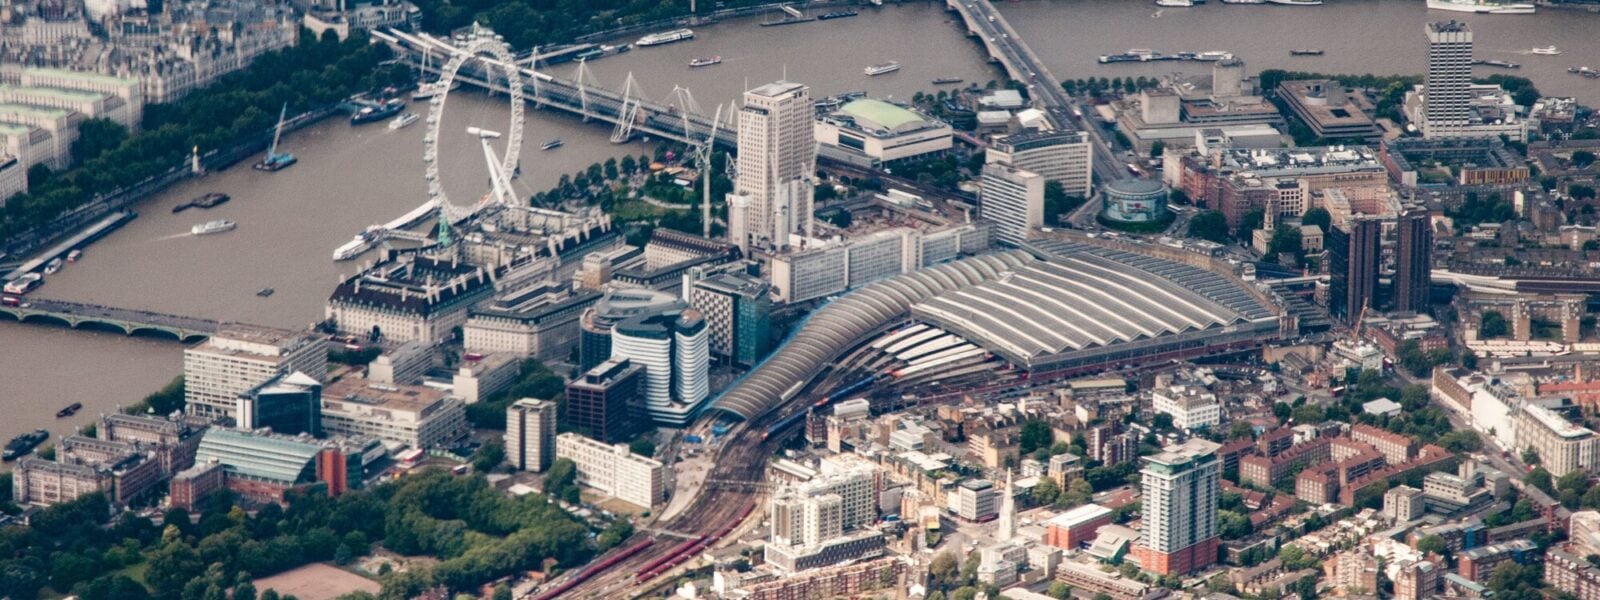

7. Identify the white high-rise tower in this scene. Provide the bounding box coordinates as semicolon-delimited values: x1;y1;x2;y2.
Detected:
735;81;815;250
1423;21;1472;138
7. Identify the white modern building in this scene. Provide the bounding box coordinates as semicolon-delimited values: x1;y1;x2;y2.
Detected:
555;432;667;509
734;80;816;251
767;223;991;303
814;98;952;166
505;398;557;472
979;163;1045;247
452;352;520;405
1409;21;1528;141
1151;385;1222;431
183;325;326;420
956;479;999;522
1516;404;1600;477
320;377;469;450
986;130;1093;199
610;308;710;426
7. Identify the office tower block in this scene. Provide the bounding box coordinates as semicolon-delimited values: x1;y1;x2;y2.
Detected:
1396;207;1432;312
986;130;1093;199
236;371;322;436
184;325;326;420
505;398;558;472
1327;216;1381;322
736;81;815;249
979;162;1045;247
1423;21;1472;138
565;358;643;443
688;272;774;367
610;308;710;427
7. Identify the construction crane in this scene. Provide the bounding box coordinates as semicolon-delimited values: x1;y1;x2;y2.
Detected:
690;103;725;238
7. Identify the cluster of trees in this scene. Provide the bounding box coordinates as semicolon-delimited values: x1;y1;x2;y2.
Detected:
1187;210;1231;244
1475;75;1543;108
1217;491;1252;540
1060;76;1160;97
1449;192;1517;227
329;346;382;366
529;147;732;246
1270;370;1467;448
0;467;595;600
1482;310;1511;339
1527;465;1600;512
890;155;969;191
1572;150;1597;170
0;31;409;242
466;358;566;429
1396;339;1453;378
1043;181;1085;227
543;458;581;505
365;470;592;595
925;550;1004;600
127;376;186;416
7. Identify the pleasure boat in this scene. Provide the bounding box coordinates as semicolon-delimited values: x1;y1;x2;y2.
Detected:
191;220;236;236
1531;46;1561;56
1427;0;1535;13
865;62;901;76
389;113;420;129
689;56;722;68
636;29;695;47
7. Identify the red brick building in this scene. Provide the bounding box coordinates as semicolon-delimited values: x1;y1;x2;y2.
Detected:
1044;504;1115;550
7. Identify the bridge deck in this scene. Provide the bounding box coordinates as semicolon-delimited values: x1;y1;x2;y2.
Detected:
0;297;219;341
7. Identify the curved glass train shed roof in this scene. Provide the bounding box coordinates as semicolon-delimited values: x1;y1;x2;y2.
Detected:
912;239;1278;367
708;251;1033;421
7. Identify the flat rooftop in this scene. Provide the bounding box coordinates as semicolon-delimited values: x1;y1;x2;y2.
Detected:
24;67;140;87
212;324;315;347
0;103;73;119
1525;404;1594;440
1048;503;1114;528
324;376;451;415
1147;438;1222;466
0;85;108;103
747;80;807;98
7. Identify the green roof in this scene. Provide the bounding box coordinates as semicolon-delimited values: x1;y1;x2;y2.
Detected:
24;67;139;87
0;123;32;135
196;428;324;485
0;85;107;103
841;98;926;132
0;103;72;119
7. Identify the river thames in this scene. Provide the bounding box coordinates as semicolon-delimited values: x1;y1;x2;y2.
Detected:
1;0;1596;444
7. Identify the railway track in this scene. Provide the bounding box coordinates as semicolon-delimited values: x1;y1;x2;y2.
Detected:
542;414;780;599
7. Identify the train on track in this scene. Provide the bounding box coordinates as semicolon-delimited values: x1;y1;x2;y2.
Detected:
532;538;655;600
635;502;757;582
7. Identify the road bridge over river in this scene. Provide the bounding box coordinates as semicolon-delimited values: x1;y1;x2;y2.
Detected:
945;0;1130;185
0;297;218;342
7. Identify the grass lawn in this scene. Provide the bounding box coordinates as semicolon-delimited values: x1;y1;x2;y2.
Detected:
113;561;150;585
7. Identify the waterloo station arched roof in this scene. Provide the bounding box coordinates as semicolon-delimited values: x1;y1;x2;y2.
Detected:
708;251;1033;421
